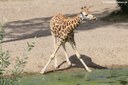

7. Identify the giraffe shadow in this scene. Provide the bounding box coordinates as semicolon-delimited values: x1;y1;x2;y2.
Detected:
69;54;107;69
45;54;107;74
57;54;107;70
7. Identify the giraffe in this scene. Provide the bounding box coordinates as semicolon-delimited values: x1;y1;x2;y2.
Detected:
40;6;97;74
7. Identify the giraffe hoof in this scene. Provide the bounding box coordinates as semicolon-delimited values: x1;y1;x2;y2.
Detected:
40;70;45;74
40;71;45;74
68;63;72;68
87;68;92;72
55;65;59;69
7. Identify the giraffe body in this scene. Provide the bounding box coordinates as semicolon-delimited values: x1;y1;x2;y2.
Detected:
40;6;97;74
50;13;81;43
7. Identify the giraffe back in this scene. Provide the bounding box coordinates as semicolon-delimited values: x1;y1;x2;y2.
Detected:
50;13;81;42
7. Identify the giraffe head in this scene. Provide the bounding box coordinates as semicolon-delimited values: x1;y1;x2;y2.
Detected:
80;6;97;20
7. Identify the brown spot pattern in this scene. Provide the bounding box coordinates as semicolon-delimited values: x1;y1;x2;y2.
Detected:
50;13;82;42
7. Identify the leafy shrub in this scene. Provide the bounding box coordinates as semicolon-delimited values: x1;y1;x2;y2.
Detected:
0;23;35;85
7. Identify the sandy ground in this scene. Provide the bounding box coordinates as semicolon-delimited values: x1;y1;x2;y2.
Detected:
1;0;128;73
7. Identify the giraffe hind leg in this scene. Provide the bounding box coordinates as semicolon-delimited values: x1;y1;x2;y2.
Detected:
62;43;72;67
69;40;92;72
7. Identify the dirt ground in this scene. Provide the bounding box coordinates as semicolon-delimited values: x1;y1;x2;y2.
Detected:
1;0;128;73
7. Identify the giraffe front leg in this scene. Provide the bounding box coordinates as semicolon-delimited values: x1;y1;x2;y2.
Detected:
62;43;72;67
54;56;58;69
53;38;59;69
40;41;62;74
69;40;92;72
51;32;59;69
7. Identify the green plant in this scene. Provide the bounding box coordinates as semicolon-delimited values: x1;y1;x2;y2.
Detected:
0;23;11;85
0;22;35;85
0;23;10;75
11;42;35;81
0;50;10;75
0;24;4;42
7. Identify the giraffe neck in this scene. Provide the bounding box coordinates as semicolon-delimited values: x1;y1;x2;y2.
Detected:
67;12;84;31
78;12;85;20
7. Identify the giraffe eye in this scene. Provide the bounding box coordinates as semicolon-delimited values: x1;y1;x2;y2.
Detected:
85;14;88;16
84;14;88;16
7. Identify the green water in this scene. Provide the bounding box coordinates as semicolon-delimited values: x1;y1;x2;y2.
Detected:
19;68;128;85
